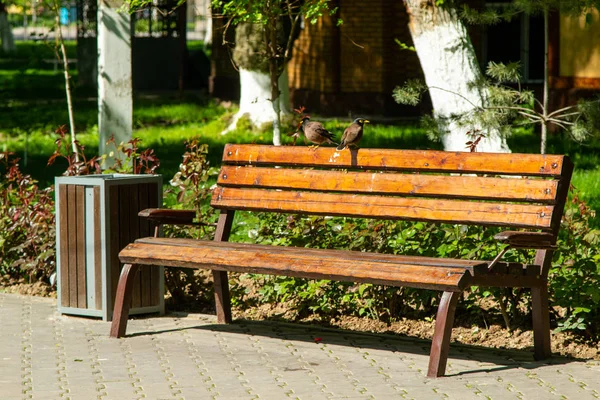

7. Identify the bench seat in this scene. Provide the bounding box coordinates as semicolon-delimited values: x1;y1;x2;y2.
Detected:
120;237;485;291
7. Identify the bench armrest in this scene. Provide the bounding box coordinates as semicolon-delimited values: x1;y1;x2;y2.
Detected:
138;208;196;226
494;231;556;249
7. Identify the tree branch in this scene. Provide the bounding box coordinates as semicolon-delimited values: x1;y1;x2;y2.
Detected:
284;7;302;61
547;118;574;127
547;104;578;118
428;86;480;109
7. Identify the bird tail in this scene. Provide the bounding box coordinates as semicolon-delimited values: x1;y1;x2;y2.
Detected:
336;143;345;151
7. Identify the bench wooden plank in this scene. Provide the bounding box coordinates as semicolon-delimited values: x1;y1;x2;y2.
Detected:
211;187;555;228
119;239;471;292
222;144;568;176
218;166;559;202
136;236;490;275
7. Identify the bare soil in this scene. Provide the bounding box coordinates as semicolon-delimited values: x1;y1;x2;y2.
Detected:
2;275;598;361
232;300;600;361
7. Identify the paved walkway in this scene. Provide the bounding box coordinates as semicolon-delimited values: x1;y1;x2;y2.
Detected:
1;293;599;400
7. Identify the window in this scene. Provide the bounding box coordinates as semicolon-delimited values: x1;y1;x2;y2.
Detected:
482;3;544;83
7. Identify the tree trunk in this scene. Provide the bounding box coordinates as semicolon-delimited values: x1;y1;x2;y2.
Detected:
55;12;79;163
0;4;16;53
203;5;212;48
225;22;291;141
223;67;290;139
541;8;549;155
404;0;510;153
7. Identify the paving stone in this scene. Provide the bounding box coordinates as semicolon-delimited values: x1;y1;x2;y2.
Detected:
2;293;600;400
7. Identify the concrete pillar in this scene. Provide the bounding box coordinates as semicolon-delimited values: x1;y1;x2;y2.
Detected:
98;0;132;163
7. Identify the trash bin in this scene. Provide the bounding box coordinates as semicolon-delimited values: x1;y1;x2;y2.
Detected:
55;174;164;321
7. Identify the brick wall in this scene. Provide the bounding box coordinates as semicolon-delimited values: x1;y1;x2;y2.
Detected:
338;0;385;93
287;0;428;116
288;12;340;93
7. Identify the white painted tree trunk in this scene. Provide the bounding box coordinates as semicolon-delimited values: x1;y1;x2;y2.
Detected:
0;11;15;52
224;67;291;144
203;7;212;47
405;0;510;153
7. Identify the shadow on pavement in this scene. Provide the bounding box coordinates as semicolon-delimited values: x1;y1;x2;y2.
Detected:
124;313;577;377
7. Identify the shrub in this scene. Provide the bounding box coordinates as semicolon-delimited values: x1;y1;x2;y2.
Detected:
0;152;55;281
0;129;161;283
229;193;600;338
551;190;600;335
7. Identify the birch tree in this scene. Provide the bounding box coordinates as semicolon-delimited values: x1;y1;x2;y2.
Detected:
403;0;510;153
222;21;292;141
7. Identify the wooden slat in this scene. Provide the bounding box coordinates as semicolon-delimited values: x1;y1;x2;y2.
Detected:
118;184;140;309
119;239;470;292
76;186;87;308
222;144;567;176
138;183;152;308
94;187;102;310
109;185;120;311
211;187;555;229
526;264;541;276
147;183;161;306
218;166;559;202
138;237;489;276
67;185;78;308
58;184;69;307
129;184;142;309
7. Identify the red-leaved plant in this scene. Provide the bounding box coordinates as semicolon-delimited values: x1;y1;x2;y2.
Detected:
0;151;55;281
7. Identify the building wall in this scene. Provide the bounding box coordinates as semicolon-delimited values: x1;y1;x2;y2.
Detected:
339;0;385;93
287;0;426;117
559;9;600;79
288;12;339;93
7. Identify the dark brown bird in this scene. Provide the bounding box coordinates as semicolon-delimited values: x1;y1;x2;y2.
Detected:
299;116;338;147
337;118;369;150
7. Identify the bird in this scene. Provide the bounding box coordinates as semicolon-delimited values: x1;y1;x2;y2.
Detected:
337;118;369;151
299;116;338;148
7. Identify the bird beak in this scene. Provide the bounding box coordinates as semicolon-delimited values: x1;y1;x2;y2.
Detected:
364;120;370;124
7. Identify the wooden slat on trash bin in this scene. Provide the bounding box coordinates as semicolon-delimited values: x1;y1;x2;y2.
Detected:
129;184;141;309
94;186;103;310
67;185;78;308
59;184;69;307
109;185;120;311
147;182;161;306
76;185;87;309
138;183;152;307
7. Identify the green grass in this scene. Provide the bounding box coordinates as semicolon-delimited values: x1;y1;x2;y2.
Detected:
572;168;600;212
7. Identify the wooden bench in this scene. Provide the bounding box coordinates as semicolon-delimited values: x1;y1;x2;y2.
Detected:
110;144;573;377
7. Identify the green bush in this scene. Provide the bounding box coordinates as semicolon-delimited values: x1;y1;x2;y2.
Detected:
0;152;55;280
227;191;600;337
551;192;600;335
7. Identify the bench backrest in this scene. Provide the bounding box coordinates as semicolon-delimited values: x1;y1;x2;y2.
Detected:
211;144;573;235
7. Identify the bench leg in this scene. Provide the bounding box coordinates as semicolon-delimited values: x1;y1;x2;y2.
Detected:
110;264;140;338
213;270;232;323
427;291;460;378
532;285;552;360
